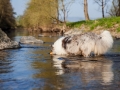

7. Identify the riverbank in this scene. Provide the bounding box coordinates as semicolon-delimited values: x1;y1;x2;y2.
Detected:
66;17;120;38
19;17;120;38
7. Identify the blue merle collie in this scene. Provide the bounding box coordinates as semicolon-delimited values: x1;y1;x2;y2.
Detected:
50;30;113;57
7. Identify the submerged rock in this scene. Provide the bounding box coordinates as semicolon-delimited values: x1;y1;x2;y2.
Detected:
20;36;44;44
0;29;20;50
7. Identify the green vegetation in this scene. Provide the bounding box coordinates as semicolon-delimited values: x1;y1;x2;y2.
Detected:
0;0;16;32
16;0;120;33
19;0;58;30
67;17;120;32
117;27;120;32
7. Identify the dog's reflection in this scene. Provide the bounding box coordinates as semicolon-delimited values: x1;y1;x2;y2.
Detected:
52;55;114;85
52;55;65;75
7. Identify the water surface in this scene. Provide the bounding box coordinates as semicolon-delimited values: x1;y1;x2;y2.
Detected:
0;30;120;90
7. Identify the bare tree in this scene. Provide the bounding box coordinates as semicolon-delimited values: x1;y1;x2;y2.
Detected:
59;0;75;23
94;0;110;18
107;0;119;16
107;0;120;16
118;0;120;16
84;0;89;20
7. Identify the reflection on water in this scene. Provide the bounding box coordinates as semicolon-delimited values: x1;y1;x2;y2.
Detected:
0;51;13;74
0;30;120;89
52;55;114;86
52;55;65;75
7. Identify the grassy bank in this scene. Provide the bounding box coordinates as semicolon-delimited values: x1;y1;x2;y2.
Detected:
66;17;120;32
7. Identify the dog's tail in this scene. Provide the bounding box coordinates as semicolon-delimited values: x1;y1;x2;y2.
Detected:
94;30;113;55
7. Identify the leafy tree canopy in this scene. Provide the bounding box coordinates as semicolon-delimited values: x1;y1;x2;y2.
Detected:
0;0;16;32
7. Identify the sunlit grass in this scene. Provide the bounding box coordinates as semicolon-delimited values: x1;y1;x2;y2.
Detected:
117;27;120;32
66;17;120;31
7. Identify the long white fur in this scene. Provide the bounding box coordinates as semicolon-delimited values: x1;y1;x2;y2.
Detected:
52;30;113;57
52;37;67;55
94;31;113;55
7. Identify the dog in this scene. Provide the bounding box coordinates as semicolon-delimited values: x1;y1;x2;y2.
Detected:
50;30;113;57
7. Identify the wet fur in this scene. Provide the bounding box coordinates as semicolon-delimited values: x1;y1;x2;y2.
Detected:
52;31;113;57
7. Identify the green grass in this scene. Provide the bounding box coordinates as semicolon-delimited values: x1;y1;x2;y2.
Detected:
117;27;120;32
66;17;120;31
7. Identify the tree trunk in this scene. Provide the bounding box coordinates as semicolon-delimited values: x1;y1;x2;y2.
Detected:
0;9;3;24
63;8;66;23
61;0;66;23
118;0;120;16
56;0;59;24
102;0;104;18
84;0;90;20
57;6;59;24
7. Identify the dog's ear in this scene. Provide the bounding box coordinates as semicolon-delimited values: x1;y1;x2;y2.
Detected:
62;36;72;49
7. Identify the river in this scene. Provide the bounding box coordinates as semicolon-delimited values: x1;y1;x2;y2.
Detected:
0;29;120;90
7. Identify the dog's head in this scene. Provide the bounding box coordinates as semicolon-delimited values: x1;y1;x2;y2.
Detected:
50;37;67;55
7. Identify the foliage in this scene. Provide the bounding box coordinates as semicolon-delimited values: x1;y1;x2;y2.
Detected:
20;0;58;29
0;0;16;31
67;17;120;31
117;27;120;32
